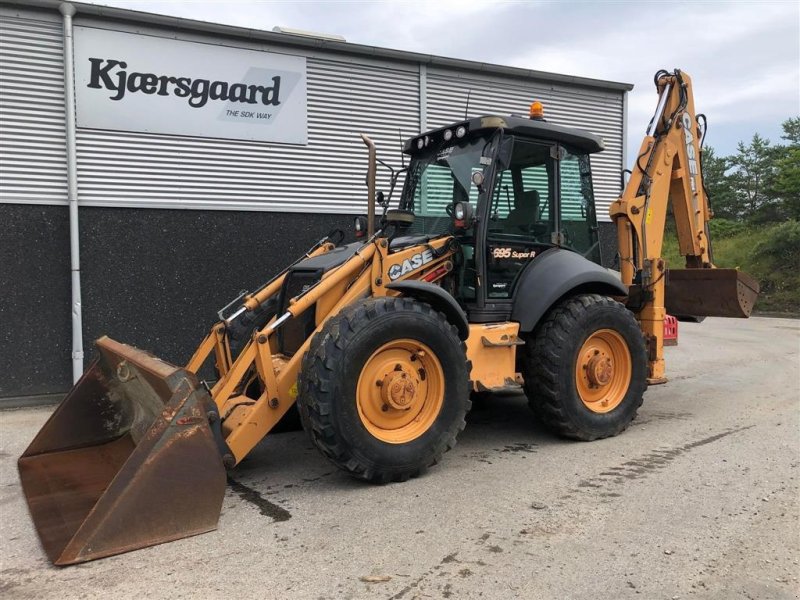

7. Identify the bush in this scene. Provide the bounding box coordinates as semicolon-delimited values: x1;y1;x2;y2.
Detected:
708;218;745;239
752;220;800;267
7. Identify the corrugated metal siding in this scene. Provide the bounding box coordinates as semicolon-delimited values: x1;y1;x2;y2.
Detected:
0;15;67;203
0;12;625;219
426;69;623;221
74;56;418;213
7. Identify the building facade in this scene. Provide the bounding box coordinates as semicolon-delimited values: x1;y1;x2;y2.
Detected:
0;0;631;404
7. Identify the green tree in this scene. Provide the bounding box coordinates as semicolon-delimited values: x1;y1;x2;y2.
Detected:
773;118;800;220
728;133;777;220
701;146;740;219
780;116;800;145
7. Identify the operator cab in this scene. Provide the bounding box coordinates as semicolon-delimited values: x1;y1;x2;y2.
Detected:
398;106;605;320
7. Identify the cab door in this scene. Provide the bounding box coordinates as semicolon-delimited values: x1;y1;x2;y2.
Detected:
483;139;558;301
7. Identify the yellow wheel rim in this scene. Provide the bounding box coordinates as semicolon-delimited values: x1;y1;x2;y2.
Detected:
575;329;631;414
356;339;445;444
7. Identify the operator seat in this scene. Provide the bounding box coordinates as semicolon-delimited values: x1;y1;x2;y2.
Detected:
504;189;540;233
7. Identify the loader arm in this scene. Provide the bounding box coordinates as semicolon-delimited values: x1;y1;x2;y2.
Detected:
610;69;758;382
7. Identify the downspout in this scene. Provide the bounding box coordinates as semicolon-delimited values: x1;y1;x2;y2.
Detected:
621;89;629;184
59;2;84;382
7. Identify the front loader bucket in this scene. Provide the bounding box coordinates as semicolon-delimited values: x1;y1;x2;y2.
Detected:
18;337;226;566
665;268;760;318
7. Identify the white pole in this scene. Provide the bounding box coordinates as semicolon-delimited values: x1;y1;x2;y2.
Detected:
59;2;84;382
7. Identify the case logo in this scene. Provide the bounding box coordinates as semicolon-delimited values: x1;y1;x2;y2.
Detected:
388;249;434;280
681;112;698;194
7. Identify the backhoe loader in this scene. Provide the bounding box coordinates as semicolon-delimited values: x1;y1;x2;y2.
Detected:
19;68;759;565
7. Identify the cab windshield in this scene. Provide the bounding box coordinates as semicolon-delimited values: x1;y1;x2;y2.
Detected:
399;137;490;236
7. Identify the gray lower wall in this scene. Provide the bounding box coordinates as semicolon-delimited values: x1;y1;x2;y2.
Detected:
0;204;353;404
1;205;73;400
598;221;618;269
0;204;620;406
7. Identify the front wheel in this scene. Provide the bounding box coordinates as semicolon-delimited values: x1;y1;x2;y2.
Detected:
523;294;647;441
297;297;471;483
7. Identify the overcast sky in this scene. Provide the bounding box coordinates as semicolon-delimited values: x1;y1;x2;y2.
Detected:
84;0;799;159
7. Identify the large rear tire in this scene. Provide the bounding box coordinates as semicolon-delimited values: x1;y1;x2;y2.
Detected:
523;294;647;441
297;297;471;483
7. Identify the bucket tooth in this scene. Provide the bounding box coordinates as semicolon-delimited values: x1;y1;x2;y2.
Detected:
18;336;227;565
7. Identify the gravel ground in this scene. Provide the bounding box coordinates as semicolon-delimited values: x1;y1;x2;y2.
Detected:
1;316;798;600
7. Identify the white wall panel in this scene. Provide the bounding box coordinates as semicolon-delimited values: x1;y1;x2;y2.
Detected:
0;14;67;203
74;56;418;213
0;7;625;220
426;69;624;221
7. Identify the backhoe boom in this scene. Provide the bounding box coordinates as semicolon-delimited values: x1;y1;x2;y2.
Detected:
610;69;757;382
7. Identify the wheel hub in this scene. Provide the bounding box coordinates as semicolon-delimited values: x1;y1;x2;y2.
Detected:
587;355;614;387
382;371;417;410
575;329;632;414
356;339;445;443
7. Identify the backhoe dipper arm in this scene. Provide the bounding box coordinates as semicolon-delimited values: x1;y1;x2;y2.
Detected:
610;70;712;383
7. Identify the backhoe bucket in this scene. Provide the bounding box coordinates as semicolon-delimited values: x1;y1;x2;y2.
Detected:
18;337;226;566
665;268;760;318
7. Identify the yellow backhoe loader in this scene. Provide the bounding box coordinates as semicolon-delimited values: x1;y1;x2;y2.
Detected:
19;69;759;565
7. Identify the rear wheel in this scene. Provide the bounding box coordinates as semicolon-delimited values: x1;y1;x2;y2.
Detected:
523;294;647;440
297;297;470;483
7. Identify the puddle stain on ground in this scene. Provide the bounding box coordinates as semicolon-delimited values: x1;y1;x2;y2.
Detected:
459;442;538;465
227;477;291;522
301;471;334;483
497;442;538;454
571;426;755;495
388;549;490;600
633;411;694;426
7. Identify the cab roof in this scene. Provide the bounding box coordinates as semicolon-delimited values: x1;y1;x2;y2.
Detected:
404;115;605;156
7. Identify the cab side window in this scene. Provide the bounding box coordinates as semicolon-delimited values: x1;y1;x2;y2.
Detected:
559;150;601;263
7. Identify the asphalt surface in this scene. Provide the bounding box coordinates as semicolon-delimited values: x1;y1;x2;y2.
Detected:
1;316;798;600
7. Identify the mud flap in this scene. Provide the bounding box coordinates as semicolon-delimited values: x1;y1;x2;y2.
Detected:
17;337;227;566
665;268;760;318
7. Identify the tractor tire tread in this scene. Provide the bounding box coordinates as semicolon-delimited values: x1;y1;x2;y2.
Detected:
297;296;470;484
524;293;646;441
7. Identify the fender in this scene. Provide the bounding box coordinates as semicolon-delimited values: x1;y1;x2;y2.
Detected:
512;248;628;333
385;280;469;340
